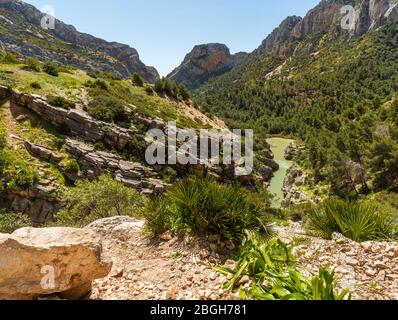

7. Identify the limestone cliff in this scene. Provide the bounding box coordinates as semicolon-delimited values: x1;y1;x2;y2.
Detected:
171;0;398;86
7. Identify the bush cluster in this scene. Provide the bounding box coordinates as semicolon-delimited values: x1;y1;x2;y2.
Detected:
154;78;190;101
42;61;59;76
144;175;272;242
47;96;76;110
87;95;131;124
56;175;146;227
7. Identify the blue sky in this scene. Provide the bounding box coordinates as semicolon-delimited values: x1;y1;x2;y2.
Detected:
25;0;320;76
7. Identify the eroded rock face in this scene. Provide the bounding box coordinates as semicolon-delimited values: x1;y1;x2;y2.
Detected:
256;16;302;57
258;0;398;58
0;86;134;151
0;227;112;300
1;185;61;225
282;164;309;207
284;143;301;161
65;139;167;196
0;0;159;81
168;43;246;89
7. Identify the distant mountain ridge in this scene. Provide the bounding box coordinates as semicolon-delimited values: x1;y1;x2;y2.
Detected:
170;0;398;87
0;0;159;82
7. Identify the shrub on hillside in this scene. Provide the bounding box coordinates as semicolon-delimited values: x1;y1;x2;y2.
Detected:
304;198;398;242
131;72;144;87
88;79;109;91
0;210;30;234
60;157;80;173
42;61;59;76
144;175;273;242
0;51;19;64
47;96;76;110
88;71;121;80
87;95;131;124
145;86;154;96
22;57;41;72
56;175;146;227
154;78;190;101
30;82;42;89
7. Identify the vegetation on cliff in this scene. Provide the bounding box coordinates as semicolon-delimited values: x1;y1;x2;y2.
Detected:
196;23;398;198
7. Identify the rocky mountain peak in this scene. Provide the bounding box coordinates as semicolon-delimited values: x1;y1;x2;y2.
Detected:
291;0;398;39
256;16;303;57
168;43;246;89
0;0;159;82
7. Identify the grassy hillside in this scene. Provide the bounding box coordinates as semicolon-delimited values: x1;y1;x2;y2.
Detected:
0;53;202;129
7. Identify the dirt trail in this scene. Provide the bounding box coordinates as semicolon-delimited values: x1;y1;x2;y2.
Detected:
88;217;238;300
1;100;20;146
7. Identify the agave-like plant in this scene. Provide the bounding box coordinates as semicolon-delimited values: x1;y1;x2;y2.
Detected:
216;231;351;301
144;176;274;242
305;198;398;242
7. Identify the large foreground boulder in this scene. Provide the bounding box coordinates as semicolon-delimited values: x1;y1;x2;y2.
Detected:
0;227;112;300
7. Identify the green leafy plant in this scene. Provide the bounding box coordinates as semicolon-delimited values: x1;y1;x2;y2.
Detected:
145;86;154;96
56;175;146;227
304;199;398;242
0;123;7;150
60;157;79;173
216;231;351;300
144;175;273;242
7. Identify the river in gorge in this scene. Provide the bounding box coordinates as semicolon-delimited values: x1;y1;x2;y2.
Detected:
266;137;295;208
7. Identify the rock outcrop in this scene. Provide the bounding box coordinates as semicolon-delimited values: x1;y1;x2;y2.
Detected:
256;16;303;57
86;216;145;242
257;146;279;184
292;0;398;39
1;185;61;225
168;43;247;89
257;0;398;58
0;227;112;300
65;139;166;196
0;86;134;151
0;0;159;81
282;164;311;206
284;143;301;161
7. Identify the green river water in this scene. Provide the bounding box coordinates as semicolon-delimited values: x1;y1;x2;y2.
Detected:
266;137;295;208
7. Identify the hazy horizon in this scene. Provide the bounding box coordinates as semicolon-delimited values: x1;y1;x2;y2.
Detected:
24;0;320;76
